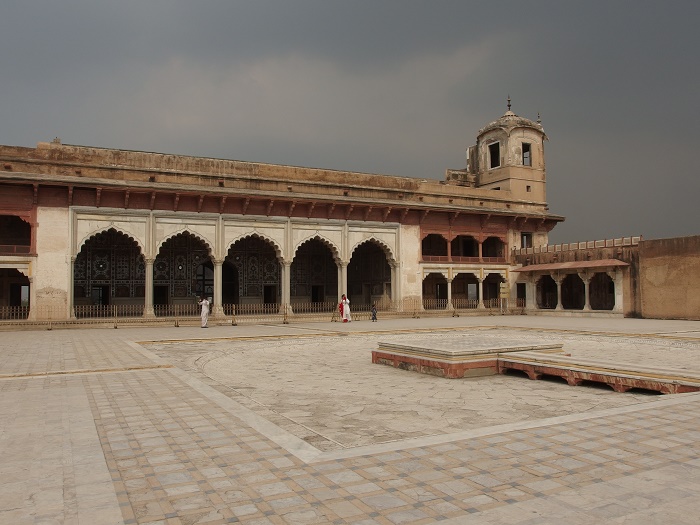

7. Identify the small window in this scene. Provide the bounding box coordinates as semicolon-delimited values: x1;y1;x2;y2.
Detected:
488;142;500;169
522;143;531;166
521;233;532;249
526;185;531;192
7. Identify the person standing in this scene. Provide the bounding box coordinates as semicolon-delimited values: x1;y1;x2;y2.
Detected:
371;303;377;322
341;294;351;323
198;296;210;328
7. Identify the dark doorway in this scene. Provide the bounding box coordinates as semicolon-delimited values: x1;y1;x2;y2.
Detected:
91;285;109;306
311;285;324;303
263;285;277;304
154;285;169;306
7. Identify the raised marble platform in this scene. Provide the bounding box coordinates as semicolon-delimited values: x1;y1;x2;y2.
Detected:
373;335;700;394
372;336;564;379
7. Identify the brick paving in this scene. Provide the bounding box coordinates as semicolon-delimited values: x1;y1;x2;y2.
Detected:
1;317;699;524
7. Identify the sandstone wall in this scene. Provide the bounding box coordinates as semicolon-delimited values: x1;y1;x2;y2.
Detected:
639;236;700;320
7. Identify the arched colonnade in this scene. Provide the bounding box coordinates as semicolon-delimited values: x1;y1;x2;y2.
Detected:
70;213;400;318
517;267;625;313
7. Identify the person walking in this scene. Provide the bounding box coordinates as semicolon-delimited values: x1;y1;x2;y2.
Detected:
198;296;210;328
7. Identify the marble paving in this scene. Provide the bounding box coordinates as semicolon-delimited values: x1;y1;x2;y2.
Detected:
1;316;699;524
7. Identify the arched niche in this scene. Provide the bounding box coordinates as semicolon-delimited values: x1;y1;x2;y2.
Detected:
153;231;211;305
348;240;392;307
422;272;448;309
291;237;338;303
590;272;615;310
74;228;145;306
536;275;557;309
422;234;448;258
226;235;281;305
452;272;479;308
561;274;585;310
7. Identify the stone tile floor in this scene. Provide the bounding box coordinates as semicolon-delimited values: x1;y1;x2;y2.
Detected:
1;316;699;524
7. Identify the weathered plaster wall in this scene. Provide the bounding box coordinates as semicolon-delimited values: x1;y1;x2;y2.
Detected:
35;207;70;317
639;236;700;320
399;224;422;302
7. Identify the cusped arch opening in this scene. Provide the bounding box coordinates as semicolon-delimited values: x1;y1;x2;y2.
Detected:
78;226;143;255
350;237;395;263
294;234;340;261
157;229;213;257
228;232;282;261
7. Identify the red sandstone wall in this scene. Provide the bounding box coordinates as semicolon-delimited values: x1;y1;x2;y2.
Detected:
639;236;700;320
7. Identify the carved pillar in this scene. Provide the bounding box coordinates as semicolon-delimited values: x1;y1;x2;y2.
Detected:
477;277;485;309
69;256;76;319
281;260;292;313
553;273;563;310
446;276;454;310
478;241;483;262
212;258;224;317
526;277;536;310
447;237;452;262
338;260;349;302
144;258;155;318
27;276;36;321
389;261;400;307
580;272;591;311
609;269;624;313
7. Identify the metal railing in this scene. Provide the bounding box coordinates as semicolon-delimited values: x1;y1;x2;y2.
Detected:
0;297;531;329
0;306;29;320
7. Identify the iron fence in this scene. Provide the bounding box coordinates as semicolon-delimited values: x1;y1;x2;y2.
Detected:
0;297;529;329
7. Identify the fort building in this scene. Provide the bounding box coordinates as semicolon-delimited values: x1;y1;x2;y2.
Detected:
0;104;696;322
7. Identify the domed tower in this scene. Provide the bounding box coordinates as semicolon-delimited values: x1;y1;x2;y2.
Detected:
466;98;548;201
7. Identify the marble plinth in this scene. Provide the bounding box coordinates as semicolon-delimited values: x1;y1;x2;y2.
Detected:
372;336;564;379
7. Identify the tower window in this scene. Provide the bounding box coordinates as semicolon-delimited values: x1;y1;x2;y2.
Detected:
522;143;531;166
488;142;500;169
521;232;533;249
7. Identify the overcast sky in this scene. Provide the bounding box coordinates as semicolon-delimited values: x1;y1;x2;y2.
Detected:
1;1;698;243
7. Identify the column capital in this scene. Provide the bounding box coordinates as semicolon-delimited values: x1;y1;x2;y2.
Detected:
212;257;225;265
145;257;155;265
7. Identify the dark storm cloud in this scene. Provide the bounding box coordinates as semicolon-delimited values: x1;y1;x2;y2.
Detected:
0;1;698;242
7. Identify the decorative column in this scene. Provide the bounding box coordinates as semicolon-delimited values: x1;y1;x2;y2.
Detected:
610;269;624;314
477;277;485;309
580;272;591;311
281;260;292;314
338;260;349;301
212;258;224;317
389;261;400;308
526;277;536;310
144;258;155;318
69;256;76;319
27;276;36;321
478;240;483;262
554;273;563;310
446;276;454;310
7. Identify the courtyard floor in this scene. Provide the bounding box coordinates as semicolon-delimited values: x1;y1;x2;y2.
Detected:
1;315;700;524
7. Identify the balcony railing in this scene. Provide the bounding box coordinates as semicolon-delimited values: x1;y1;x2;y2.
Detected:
421;255;506;264
0;244;31;255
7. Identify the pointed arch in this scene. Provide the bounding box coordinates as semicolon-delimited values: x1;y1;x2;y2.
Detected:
294;234;340;261
156;228;213;256
228;232;283;261
77;226;144;255
350;237;395;263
